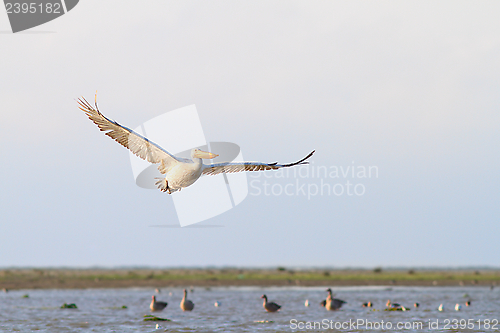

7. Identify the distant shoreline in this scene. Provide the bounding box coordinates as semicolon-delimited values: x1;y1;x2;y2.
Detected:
2;268;499;290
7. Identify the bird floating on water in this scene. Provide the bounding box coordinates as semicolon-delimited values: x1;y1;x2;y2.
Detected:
150;295;167;312
438;304;444;311
455;303;461;311
386;300;401;309
305;299;310;307
180;289;194;311
79;96;315;194
362;302;373;308
325;288;346;311
414;302;419;308
214;301;221;307
261;294;281;312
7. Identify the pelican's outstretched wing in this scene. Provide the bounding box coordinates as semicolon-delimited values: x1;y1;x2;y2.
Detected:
202;150;315;176
78;96;185;167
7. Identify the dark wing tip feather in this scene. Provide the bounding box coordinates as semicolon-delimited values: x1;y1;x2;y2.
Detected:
280;150;315;167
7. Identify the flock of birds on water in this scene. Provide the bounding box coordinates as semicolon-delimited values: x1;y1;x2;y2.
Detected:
149;288;473;313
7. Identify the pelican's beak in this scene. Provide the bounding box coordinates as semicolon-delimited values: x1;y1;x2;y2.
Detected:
195;150;219;159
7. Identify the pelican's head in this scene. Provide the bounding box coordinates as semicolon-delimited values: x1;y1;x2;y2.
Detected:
191;148;218;159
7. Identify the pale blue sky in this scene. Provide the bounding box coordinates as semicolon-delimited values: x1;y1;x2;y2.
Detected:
0;1;499;267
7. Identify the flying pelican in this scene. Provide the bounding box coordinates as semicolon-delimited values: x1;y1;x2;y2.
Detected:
325;288;346;311
78;97;315;193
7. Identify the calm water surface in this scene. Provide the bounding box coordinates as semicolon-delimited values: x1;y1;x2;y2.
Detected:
0;286;498;332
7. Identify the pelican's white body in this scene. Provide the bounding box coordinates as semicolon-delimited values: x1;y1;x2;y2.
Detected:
164;158;203;191
155;149;217;193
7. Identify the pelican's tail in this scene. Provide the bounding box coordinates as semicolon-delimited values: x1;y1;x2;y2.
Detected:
154;178;179;194
155;177;169;193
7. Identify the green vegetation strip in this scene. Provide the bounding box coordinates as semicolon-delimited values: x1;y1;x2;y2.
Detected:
1;268;499;285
